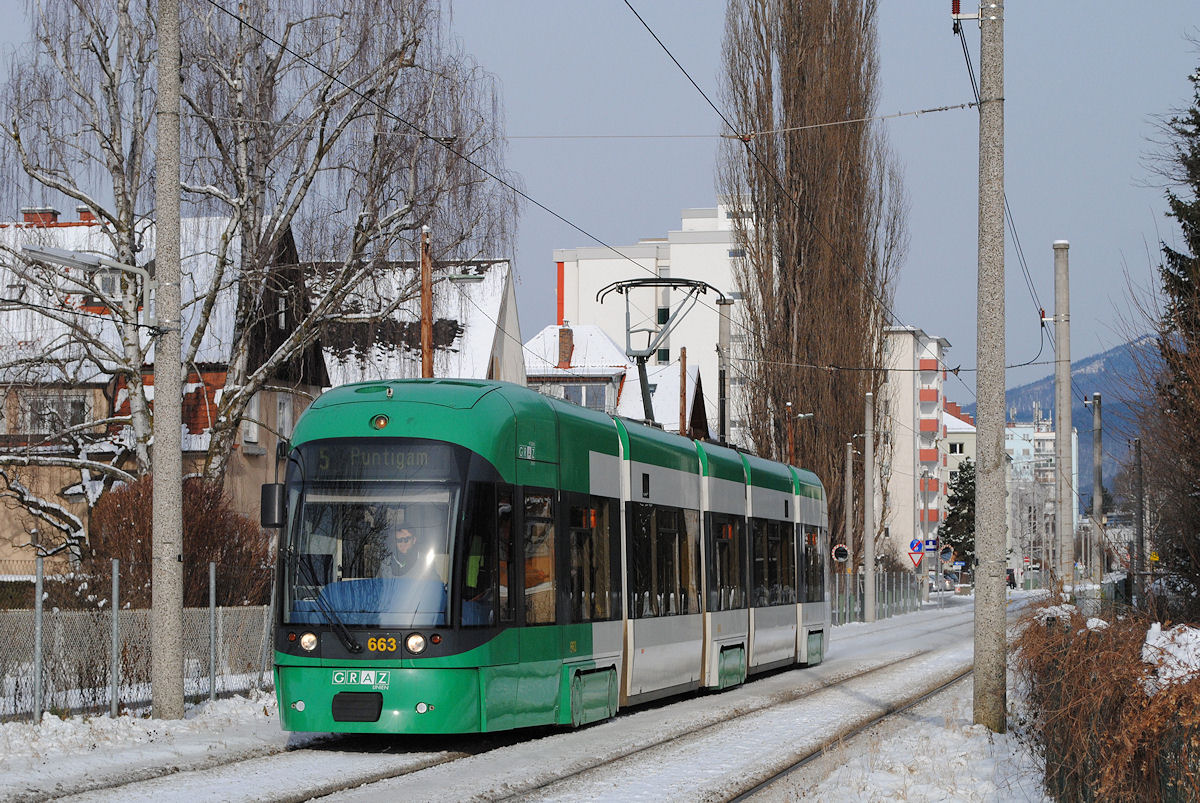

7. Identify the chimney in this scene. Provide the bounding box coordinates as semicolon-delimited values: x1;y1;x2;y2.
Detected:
21;207;60;225
76;205;96;223
557;322;574;369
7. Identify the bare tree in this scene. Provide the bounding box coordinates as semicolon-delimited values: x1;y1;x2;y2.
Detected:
717;0;906;562
0;0;515;553
181;0;515;480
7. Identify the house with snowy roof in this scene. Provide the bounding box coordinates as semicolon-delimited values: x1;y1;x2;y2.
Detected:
524;322;708;439
0;206;521;561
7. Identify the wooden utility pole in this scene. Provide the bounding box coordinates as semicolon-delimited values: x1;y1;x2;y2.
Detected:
972;0;1008;733
679;347;687;435
421;227;433;378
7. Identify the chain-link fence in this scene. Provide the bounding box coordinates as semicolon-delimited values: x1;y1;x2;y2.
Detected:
830;570;924;625
0;558;273;723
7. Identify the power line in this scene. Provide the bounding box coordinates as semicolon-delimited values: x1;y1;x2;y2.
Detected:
623;0;977;404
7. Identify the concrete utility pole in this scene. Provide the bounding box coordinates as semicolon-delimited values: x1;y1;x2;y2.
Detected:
972;0;1007;734
1087;393;1103;582
1134;438;1145;607
152;0;185;719
1053;241;1074;583
863;392;876;622
844;442;854;572
421;227;433;378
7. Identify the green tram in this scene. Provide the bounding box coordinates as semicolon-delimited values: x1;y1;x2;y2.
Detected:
261;379;830;734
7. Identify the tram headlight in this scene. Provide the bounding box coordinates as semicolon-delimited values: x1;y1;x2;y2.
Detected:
406;633;427;654
299;632;318;652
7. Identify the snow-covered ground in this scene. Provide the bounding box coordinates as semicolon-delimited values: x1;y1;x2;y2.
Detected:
0;593;1050;802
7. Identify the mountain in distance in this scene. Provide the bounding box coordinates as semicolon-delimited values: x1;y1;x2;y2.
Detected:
962;336;1157;510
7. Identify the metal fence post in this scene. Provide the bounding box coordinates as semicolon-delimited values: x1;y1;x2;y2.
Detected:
34;555;43;723
209;561;216;703
111;559;120;717
258;562;277;690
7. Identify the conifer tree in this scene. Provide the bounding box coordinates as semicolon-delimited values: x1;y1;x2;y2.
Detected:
1152;60;1200;614
938;458;976;570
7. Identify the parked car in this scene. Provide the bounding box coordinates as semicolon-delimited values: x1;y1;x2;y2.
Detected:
928;571;954;592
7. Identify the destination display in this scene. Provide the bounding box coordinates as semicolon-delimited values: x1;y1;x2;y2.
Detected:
298;439;463;481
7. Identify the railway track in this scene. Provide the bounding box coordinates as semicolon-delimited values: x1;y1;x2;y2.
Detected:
38;601;1007;802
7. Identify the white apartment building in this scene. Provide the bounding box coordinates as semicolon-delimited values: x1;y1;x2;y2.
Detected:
1005;411;1080;571
880;327;951;568
555;204;743;441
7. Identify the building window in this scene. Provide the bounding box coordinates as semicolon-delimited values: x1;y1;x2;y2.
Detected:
563;383;606;412
24;391;90;434
656;307;669;325
949;442;964;455
277;394;294;438
657;348;670;363
727;248;746;258
242;393;260;443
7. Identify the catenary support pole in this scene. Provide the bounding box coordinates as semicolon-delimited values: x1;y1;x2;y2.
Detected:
152;0;185;719
864;392;876;622
1090;393;1103;582
111;559;120;718
973;0;1007;733
1053;241;1074;583
1134;438;1145;607
844;442;854;574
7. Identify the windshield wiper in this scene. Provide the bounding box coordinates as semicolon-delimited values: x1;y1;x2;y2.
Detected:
288;548;363;654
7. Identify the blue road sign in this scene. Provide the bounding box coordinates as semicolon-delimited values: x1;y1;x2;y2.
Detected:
909;538;923;553
924;539;938;551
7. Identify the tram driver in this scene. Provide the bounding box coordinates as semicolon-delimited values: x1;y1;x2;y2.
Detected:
381;525;420;577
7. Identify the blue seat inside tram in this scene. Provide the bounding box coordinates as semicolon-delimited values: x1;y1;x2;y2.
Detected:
290;577;447;627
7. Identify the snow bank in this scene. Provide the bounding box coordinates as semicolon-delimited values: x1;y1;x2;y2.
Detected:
1142;622;1200;694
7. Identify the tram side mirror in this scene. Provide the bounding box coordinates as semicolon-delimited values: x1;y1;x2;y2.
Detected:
261;483;286;529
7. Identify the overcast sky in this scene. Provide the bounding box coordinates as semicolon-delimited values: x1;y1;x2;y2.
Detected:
3;2;1196;400
450;2;1199;399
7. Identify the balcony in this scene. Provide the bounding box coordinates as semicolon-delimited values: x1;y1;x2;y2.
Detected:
919;419;939;433
919;388;939;403
919;448;939;463
920;477;940;493
919;358;939;372
920;508;941;523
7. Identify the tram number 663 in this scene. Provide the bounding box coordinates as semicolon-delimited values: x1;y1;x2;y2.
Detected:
367;637;398;653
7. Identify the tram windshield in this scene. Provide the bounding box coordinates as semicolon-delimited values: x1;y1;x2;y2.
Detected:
281;438;486;629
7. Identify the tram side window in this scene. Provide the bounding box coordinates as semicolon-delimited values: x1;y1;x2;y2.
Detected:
524;491;556;625
707;513;746;611
780;524;797;604
803;525;825;603
567;498;617;622
628;503;700;618
752;518;797;606
460;482;497;627
498;487;514;622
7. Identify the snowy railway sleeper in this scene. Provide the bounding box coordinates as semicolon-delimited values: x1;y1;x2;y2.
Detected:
260;378;831;735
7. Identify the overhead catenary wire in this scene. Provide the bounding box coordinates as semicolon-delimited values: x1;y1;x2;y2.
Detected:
622;0;978;404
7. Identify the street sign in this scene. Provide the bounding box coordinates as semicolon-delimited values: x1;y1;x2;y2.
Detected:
909;538;923;553
908;552;922;569
924;539;938;551
832;544;850;563
953;561;965;569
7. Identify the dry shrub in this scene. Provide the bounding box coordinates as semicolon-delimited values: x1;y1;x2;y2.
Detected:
1015;601;1200;801
83;476;271;608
